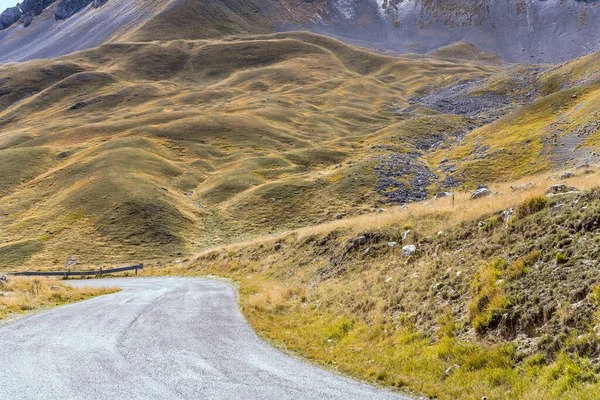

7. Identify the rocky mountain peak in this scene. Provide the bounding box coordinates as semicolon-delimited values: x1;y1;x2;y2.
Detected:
2;0;600;63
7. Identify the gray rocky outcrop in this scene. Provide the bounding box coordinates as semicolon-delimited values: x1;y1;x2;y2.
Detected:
21;0;55;26
55;0;93;20
0;6;22;30
0;0;109;30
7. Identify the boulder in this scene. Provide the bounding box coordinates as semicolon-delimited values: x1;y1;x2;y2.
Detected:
353;235;367;246
551;203;564;214
0;273;8;285
471;186;492;199
501;208;514;223
21;13;34;27
545;184;579;196
435;191;452;198
343;235;367;253
560;171;575;179
402;244;416;257
0;6;22;30
55;0;93;20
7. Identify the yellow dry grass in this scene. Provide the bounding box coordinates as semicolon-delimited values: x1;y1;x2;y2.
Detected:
0;276;119;320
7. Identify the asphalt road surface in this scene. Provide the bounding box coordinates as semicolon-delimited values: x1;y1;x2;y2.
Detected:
0;277;409;400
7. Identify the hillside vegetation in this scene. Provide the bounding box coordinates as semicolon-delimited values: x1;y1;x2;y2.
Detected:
155;169;600;399
2;31;600;269
0;32;502;268
2;3;600;398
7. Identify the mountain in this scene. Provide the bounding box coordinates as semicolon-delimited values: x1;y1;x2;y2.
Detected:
0;0;599;269
2;1;600;398
0;0;170;62
0;32;500;266
1;26;599;268
1;0;600;63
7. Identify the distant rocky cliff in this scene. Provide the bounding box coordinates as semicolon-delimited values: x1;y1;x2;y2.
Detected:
1;0;600;63
0;0;107;30
292;0;600;63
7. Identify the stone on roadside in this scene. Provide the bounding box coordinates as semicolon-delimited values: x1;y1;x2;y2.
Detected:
402;245;416;257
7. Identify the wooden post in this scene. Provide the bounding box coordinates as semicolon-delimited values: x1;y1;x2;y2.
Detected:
100;267;103;278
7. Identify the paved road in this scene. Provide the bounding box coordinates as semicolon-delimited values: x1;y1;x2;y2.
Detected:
0;277;408;400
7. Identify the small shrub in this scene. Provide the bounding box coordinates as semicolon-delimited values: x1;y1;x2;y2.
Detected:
437;313;456;339
482;214;502;231
516;196;548;219
324;317;354;341
506;250;540;281
555;252;569;264
469;258;512;334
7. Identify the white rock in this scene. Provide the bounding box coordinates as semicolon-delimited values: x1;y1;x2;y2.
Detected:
402;245;417;257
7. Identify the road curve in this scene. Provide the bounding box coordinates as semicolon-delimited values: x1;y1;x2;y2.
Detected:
0;277;409;400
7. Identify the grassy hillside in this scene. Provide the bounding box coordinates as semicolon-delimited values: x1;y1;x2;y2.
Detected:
161;169;600;399
2;5;600;398
0;32;502;269
2;29;600;269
